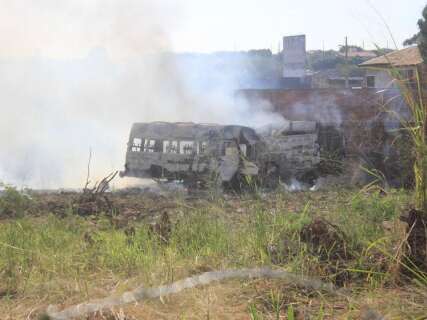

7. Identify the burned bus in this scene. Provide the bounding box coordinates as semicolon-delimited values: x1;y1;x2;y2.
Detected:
120;121;320;188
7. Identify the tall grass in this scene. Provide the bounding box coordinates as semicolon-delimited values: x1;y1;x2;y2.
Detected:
384;61;426;212
367;1;426;212
0;190;411;300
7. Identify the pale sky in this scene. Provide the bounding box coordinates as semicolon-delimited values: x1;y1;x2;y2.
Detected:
173;0;426;52
0;0;425;58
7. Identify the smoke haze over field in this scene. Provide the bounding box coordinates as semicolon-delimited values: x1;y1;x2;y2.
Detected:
0;1;284;188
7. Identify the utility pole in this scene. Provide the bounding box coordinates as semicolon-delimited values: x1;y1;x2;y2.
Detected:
322;41;325;58
345;36;349;88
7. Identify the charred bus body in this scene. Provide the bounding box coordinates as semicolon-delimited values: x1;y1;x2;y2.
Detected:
120;121;320;188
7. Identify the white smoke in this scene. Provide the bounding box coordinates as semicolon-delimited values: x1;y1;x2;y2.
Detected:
290;92;343;125
0;1;283;189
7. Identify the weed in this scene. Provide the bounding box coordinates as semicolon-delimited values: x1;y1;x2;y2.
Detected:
248;303;263;320
268;289;285;319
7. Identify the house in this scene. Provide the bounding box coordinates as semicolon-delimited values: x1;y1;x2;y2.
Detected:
311;68;365;89
338;47;377;59
359;46;425;89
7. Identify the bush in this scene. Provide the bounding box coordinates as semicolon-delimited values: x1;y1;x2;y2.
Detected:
0;185;32;218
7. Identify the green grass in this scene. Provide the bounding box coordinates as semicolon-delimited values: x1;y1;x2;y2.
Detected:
0;188;425;318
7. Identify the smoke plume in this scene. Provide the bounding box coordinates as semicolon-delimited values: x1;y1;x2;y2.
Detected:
0;1;283;188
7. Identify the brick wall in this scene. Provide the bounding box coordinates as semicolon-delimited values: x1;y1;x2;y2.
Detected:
239;88;415;185
239;88;411;157
239;88;408;123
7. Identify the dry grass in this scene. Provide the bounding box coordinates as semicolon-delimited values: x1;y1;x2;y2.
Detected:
0;188;426;319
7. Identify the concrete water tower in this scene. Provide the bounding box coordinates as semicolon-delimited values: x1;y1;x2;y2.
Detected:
282;35;309;88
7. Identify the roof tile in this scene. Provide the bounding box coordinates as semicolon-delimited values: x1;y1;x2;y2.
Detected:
359;46;423;68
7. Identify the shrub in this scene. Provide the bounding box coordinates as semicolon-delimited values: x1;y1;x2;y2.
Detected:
0;185;32;218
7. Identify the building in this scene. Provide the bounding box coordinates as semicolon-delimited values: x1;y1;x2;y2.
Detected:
338;47;377;59
359;46;425;88
281;35;311;88
312;69;365;89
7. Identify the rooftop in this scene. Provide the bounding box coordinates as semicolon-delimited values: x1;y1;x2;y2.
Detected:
339;49;377;59
359;46;423;68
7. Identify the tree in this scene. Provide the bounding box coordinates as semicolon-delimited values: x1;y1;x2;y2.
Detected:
404;4;427;62
338;45;363;53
